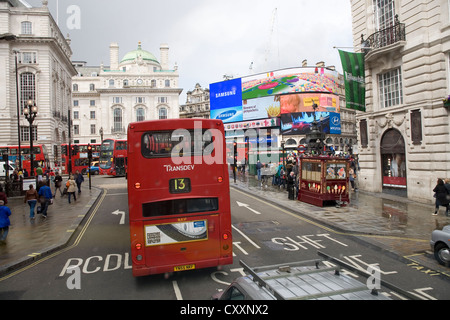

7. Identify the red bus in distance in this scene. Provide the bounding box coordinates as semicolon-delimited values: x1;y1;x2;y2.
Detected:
127;119;232;276
99;139;127;177
61;144;100;175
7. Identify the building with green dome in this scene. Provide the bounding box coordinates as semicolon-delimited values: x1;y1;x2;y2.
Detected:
71;42;181;144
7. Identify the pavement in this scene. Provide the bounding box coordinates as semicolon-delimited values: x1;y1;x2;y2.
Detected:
1;172;449;279
0;177;102;277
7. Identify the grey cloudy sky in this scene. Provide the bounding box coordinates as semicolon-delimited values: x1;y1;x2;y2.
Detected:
27;0;354;103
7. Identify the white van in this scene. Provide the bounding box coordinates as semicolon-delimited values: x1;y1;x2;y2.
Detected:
0;161;16;178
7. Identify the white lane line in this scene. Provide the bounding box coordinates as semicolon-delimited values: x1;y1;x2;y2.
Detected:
232;225;261;249
172;280;183;300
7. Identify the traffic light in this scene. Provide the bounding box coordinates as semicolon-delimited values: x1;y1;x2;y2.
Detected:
61;145;67;156
71;145;79;156
87;144;93;159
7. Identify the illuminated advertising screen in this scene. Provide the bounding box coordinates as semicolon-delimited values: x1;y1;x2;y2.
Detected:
242;95;280;120
280;93;339;114
241;67;339;100
281;112;341;136
209;78;243;123
210;79;281;123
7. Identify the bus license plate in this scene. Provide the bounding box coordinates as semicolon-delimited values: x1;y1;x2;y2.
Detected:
174;264;195;272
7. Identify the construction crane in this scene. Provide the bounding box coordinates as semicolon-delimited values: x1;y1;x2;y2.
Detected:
265;8;280;70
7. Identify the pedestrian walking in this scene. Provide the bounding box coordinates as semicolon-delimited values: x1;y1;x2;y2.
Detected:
24;184;39;219
0;200;11;244
0;186;7;205
67;175;77;203
349;168;355;191
35;165;43;183
280;167;286;189
445;178;450;195
433;178;449;216
256;160;262;181
54;172;63;197
75;170;84;193
37;181;52;218
287;171;296;200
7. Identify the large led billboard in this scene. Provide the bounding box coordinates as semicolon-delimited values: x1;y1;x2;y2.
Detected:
281;112;341;135
209;67;341;132
209;78;243;123
279;93;341;135
210;79;281;123
241;67;339;100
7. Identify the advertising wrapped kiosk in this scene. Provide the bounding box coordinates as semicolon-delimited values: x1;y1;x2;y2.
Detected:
298;155;350;207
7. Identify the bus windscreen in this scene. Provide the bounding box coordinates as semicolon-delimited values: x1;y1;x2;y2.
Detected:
141;129;215;158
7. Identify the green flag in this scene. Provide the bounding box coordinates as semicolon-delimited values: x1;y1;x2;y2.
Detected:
339;50;365;112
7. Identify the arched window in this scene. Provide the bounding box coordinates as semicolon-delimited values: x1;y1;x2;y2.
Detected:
20;72;35;114
151;79;156;87
113;108;122;132
123;79;129;87
165;79;170;87
89;83;95;91
73;84;78;92
109;79;115;87
136;108;145;122
158;107;167;120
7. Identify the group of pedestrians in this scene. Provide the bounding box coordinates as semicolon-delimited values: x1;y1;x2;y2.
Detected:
23;170;84;219
0;170;86;244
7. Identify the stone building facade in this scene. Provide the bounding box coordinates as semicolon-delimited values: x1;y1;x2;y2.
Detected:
0;0;76;168
179;83;210;119
72;42;181;144
350;0;450;202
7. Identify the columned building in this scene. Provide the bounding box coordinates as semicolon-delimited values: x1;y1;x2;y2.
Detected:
350;0;450;202
72;42;181;144
0;0;76;168
179;83;210;118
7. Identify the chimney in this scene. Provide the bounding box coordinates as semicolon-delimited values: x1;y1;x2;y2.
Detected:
316;61;325;67
110;42;119;70
160;43;169;70
302;59;307;67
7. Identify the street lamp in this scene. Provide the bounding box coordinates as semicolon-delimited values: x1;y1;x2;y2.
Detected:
13;49;22;169
99;127;104;142
23;97;38;177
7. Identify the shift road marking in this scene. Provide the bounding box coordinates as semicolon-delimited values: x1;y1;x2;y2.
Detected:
231;187;428;242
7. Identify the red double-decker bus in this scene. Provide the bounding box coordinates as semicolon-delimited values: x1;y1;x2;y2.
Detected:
127;119;233;276
61;144;100;175
0;145;50;175
99;139;127;176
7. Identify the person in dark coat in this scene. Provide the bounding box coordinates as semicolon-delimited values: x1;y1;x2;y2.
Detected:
433;178;449;216
75;170;84;194
287;171;296;200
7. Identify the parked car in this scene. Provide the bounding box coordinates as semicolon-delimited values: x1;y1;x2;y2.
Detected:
430;225;450;267
89;161;99;175
213;252;420;300
211;252;422;300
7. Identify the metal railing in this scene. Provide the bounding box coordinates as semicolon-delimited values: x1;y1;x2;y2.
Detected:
362;16;405;54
